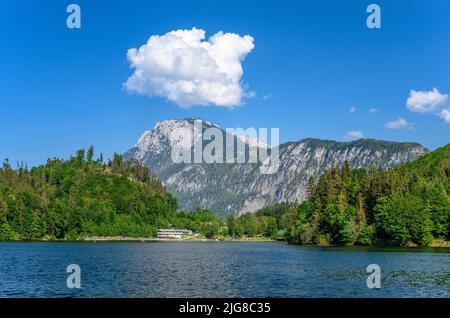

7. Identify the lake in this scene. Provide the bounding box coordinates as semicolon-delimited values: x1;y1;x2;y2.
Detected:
0;242;448;298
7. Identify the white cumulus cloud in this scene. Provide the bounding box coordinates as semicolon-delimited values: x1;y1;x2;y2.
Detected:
369;107;379;113
345;130;365;140
384;117;413;130
348;106;357;113
124;27;255;108
440;108;450;123
406;87;448;113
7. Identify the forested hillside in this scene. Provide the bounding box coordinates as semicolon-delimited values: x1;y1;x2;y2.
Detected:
284;143;450;246
0;147;216;240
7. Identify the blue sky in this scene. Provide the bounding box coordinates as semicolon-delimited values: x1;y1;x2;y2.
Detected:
1;0;449;167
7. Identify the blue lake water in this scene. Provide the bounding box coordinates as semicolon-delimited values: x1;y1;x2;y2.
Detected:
0;242;448;298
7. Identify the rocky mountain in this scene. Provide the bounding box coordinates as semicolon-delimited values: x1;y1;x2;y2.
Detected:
124;118;428;216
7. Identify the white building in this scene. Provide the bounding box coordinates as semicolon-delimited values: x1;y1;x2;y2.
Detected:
157;228;193;240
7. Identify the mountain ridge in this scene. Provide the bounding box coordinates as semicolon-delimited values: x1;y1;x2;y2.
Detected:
124;118;428;216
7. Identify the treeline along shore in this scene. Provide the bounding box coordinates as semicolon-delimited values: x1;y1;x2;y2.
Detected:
0;144;449;247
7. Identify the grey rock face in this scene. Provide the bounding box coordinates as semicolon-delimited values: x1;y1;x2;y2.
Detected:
124;119;428;216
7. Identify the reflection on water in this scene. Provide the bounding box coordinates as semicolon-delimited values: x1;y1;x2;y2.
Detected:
0;242;448;297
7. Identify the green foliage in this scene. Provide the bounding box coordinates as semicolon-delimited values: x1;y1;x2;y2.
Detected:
374;196;433;245
226;215;238;238
357;225;376;246
0;148;191;240
0;223;20;240
169;209;225;239
283;143;450;246
230;203;300;239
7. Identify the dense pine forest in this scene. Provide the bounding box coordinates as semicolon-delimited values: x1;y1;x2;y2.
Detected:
0;144;449;246
284;143;449;246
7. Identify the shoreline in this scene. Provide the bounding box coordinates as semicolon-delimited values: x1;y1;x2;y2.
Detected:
79;236;278;243
1;237;449;248
0;235;278;243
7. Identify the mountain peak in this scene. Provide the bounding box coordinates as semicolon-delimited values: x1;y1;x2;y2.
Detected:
152;118;219;130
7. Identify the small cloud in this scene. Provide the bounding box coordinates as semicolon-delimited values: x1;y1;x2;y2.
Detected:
345;130;365;140
124;27;255;108
244;91;257;99
439;109;450;123
348;106;357;113
369;107;379;113
406;87;450;123
384;117;414;130
406;87;448;113
261;94;272;101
